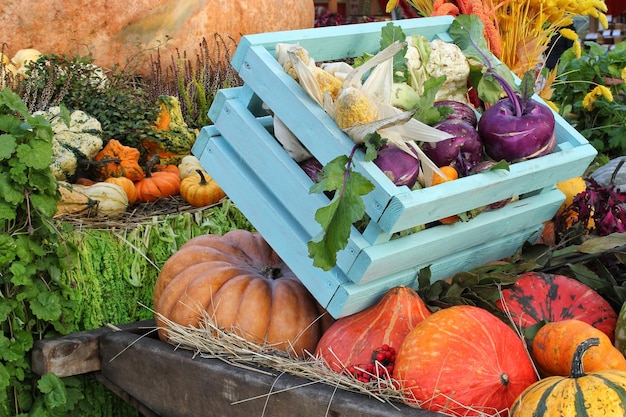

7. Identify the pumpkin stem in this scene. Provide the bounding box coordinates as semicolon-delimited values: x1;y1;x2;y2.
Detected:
500;373;509;387
261;266;282;279
571;337;600;378
145;154;161;178
196;169;209;185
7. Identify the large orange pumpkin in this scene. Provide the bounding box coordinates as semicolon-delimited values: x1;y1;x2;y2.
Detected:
395;305;538;417
153;230;329;358
314;286;431;373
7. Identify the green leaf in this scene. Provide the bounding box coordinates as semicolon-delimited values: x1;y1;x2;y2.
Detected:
577;233;626;254
0;134;16;160
30;291;63;322
16;140;54;170
489;160;510;171
363;133;386;161
0;88;29;117
520;71;536;102
59;103;71;128
0;363;11;392
38;373;68;409
0;172;24;205
308;155;375;270
449;14;518;104
449;15;489;58
413;75;447;125
380;22;408;81
29;193;59;219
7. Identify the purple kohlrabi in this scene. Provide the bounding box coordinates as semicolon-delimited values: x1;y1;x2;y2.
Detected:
422;118;483;176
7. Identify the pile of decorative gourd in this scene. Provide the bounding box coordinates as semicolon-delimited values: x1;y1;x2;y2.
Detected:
154;229;626;417
51;96;226;220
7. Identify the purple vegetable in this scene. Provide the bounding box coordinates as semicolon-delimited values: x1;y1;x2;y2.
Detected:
478;95;556;162
422;119;483;175
373;144;420;188
299;158;324;182
434;100;478;127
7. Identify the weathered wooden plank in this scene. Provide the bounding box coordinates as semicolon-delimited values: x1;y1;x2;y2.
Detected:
31;320;154;377
99;329;445;417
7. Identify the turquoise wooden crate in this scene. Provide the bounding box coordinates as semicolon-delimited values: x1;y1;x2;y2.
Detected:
217;16;596;235
195;89;563;318
194;16;597;318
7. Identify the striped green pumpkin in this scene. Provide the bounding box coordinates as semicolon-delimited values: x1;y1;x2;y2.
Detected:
510;338;626;416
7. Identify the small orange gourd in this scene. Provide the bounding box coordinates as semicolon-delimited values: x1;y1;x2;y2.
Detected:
105;176;138;205
431;166;460;224
180;169;226;207
134;156;181;203
93;139;145;181
531;319;626;377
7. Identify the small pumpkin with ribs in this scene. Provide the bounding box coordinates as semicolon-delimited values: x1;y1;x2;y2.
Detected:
153;230;330;357
510;338;626;416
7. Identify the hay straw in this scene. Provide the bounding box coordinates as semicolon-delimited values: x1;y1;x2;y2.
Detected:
57;195;223;230
148;292;533;417
154;311;412;408
153;309;518;417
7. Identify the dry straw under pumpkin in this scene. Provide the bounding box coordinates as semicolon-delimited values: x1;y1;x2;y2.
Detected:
152;305;524;417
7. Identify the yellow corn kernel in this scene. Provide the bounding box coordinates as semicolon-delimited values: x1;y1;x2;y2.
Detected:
333;87;379;130
312;66;343;100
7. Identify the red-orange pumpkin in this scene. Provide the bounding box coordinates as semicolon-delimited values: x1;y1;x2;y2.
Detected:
314;286;431;373
153;230;330;358
495;272;617;342
134;157;181;203
395;305;538;417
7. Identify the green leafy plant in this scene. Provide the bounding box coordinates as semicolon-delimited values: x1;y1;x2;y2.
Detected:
0;88;85;415
549;40;626;158
20;53;162;150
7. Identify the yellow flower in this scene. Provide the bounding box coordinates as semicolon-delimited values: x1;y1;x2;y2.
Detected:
582;91;596;111
582;85;614;111
573;39;582;58
598;84;613;101
559;28;579;41
598;13;609;29
621;67;626;82
385;0;399;13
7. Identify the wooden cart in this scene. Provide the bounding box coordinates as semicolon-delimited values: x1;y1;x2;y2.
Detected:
32;320;444;417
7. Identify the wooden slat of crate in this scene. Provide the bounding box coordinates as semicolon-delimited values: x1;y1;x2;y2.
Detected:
327;224;545;316
195;125;349;309
346;189;564;284
98;327;445;417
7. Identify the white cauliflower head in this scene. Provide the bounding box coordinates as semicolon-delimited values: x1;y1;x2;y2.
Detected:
426;40;470;103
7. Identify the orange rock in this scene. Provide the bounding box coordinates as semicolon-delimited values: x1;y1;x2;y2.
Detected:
0;0;314;75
